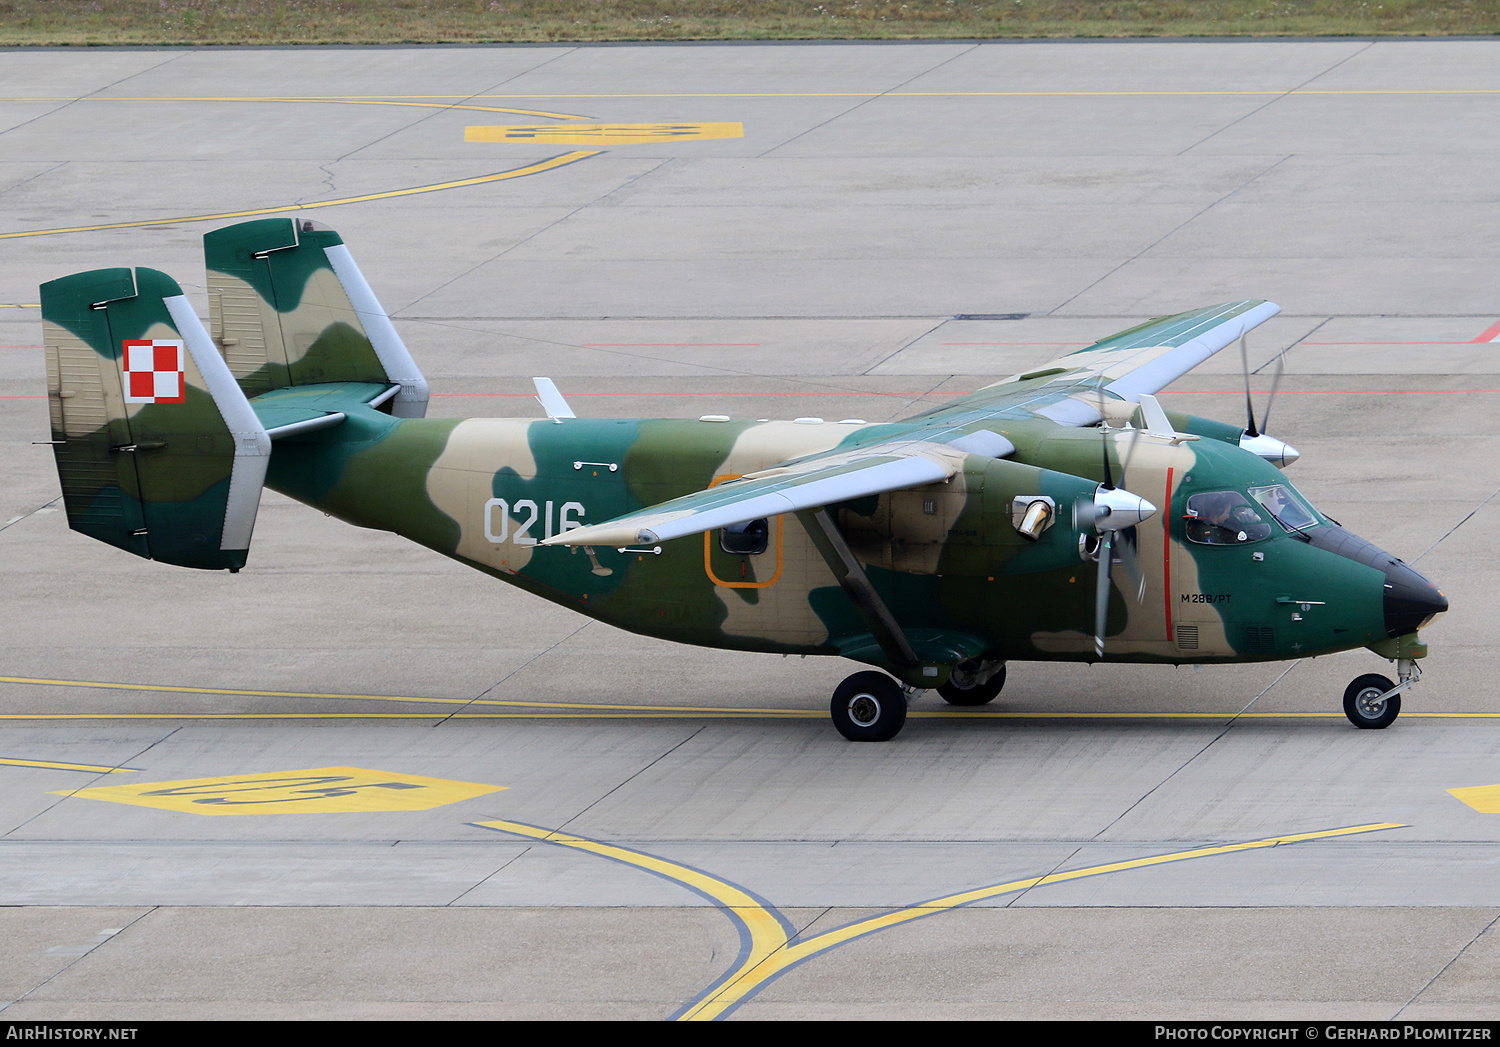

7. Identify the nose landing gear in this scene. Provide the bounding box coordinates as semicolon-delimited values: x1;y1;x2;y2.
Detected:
1342;658;1421;730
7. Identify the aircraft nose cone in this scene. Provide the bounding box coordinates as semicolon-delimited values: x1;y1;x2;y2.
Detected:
1304;524;1447;638
1383;559;1448;638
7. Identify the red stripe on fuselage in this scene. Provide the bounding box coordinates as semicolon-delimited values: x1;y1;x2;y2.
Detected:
1163;466;1174;639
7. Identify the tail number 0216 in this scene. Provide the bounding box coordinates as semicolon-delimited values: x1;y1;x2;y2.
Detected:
484;498;585;545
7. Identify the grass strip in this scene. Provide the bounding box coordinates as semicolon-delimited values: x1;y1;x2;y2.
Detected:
0;1;1496;47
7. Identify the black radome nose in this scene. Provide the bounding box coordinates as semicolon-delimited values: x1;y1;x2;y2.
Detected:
1304;525;1447;638
1384;559;1448;638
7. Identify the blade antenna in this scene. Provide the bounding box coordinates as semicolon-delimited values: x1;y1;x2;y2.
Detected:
1239;333;1260;438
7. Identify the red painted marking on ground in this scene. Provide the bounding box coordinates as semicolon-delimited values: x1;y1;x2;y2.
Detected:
1301;341;1473;345
432;390;944;398
582;343;760;347
940;341;1089;346
1471;319;1500;343
1159;389;1500;395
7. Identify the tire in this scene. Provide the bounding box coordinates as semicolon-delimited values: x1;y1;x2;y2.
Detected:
1344;673;1400;729
831;671;907;742
938;660;1007;707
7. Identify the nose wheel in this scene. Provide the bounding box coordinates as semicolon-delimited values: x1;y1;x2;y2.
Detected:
831;671;907;741
1343;673;1400;729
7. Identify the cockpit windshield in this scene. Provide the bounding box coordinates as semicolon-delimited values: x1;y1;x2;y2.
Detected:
1248;483;1320;533
1183;492;1272;545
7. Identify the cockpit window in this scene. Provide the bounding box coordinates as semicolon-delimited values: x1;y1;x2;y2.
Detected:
1184;491;1272;545
1248;484;1320;534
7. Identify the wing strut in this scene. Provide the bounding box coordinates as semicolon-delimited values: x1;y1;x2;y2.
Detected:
798;509;919;672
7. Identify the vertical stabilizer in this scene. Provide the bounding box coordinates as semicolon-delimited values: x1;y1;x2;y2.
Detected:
204;217;429;417
41;267;271;570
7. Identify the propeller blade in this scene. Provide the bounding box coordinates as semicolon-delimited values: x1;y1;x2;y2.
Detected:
1094;530;1114;658
1260;350;1286;434
1116;526;1147;603
1239;333;1259;438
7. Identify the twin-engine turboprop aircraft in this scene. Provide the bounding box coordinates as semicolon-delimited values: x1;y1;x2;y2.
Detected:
40;218;1447;740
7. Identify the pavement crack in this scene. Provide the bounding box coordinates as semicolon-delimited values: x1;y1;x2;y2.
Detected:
1414;485;1500;566
1392;909;1500;1019
1;727;183;838
0;497;61;536
757;42;978;159
555;725;708;834
0;906;157;1016
1175;40;1375;156
1047;153;1292;315
1085;662;1300;841
432;620;594;725
444;842;535;907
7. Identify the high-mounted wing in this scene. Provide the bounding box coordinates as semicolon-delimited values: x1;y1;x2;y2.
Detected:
544;301;1276;548
922;299;1280;427
543;431;1013;548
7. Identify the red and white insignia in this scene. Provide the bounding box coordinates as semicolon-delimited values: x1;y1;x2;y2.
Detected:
122;339;186;404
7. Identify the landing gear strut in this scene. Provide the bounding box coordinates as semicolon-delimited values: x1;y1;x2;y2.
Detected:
938;659;1006;706
831;671;907;742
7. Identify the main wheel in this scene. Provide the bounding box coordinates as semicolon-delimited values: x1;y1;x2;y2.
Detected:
1344;673;1400;729
831;671;907;742
938;660;1007;707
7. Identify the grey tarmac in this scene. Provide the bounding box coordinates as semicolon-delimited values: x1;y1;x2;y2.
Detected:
1;38;1498;1020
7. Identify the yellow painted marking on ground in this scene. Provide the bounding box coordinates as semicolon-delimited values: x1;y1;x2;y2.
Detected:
478;818;1401;1021
0;675;807;715
0;303;39;308
682;822;1404;1020
467;122;742;144
1447;784;1500;813
443;89;1500;99
0;96;591;121
478;818;789;1007
57;766;504;815
0;152;601;240
0;757;135;773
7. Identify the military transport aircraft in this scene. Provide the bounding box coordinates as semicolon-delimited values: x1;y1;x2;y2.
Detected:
39;218;1447;740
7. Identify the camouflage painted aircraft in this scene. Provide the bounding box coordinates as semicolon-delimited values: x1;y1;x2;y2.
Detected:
40;218;1447;740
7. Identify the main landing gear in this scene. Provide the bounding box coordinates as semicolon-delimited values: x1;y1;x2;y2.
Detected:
938;659;1007;707
830;671;907;742
830;660;1009;741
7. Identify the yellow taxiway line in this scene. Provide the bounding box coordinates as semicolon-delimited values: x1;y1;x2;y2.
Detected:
0;757;137;773
0;151;602;240
474;818;1404;1021
3;676;1498;720
0;96;592;121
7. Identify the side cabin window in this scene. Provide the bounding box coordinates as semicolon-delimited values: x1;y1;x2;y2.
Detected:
1184;492;1272;546
720;518;769;555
